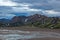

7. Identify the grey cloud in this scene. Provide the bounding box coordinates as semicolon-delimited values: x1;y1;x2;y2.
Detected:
0;0;60;19
0;6;13;13
12;0;60;11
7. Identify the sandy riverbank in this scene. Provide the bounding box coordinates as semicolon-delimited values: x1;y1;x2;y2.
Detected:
28;38;60;40
0;26;60;33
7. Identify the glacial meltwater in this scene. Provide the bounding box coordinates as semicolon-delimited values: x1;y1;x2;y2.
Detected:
0;30;60;40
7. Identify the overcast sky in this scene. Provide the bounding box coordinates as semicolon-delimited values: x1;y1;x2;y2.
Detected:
0;0;60;19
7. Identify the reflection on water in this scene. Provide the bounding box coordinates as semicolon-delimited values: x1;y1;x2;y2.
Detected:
0;30;40;40
0;30;60;40
0;34;35;40
0;33;39;40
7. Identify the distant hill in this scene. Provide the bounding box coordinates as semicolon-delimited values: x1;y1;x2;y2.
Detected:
0;18;10;23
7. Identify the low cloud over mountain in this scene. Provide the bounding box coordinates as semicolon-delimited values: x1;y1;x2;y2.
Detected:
0;0;60;19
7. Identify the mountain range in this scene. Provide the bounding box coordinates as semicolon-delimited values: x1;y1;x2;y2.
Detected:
0;14;60;28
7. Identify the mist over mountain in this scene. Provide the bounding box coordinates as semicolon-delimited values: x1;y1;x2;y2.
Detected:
0;0;60;19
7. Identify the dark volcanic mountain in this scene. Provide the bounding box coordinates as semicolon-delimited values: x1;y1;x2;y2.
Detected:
10;14;60;28
11;14;60;25
11;14;47;24
11;16;27;23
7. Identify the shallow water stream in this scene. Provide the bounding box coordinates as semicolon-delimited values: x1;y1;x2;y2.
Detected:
0;30;60;40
